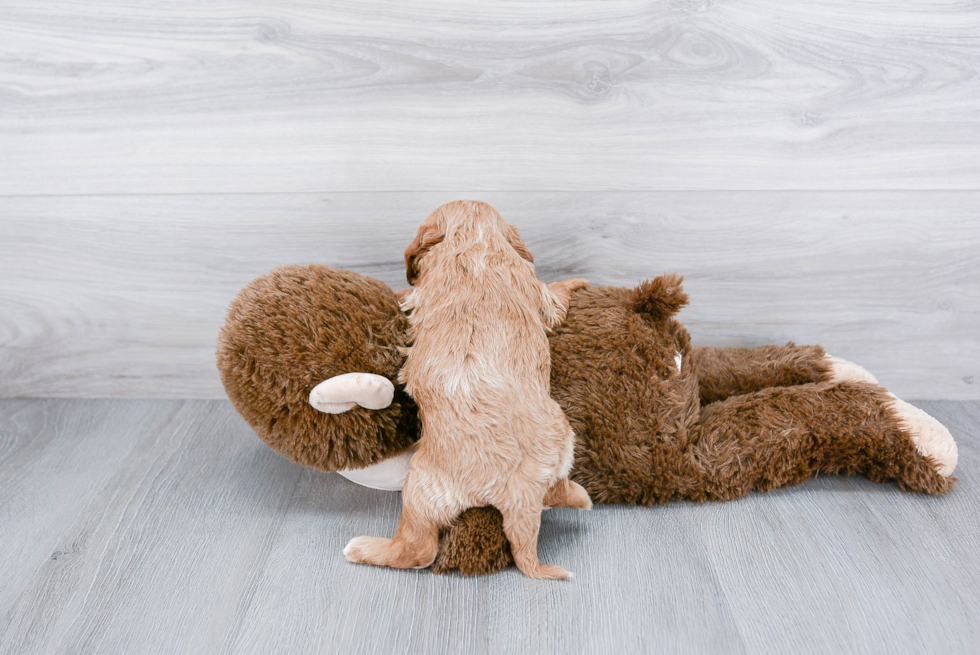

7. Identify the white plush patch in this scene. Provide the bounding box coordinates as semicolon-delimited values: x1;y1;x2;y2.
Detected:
674;351;683;372
886;393;958;477
337;445;416;491
825;354;879;385
309;372;395;414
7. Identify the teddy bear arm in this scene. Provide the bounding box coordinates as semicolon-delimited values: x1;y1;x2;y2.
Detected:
690;343;831;404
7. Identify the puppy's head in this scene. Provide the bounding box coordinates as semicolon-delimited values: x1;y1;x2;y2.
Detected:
404;201;533;285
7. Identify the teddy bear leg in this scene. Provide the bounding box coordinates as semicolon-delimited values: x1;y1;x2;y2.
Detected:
543;477;593;510
691;381;955;499
883;392;958;477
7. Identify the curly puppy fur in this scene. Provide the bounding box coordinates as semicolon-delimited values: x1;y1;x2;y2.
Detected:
343;201;590;579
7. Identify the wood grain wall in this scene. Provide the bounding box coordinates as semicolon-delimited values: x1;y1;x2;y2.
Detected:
1;1;978;399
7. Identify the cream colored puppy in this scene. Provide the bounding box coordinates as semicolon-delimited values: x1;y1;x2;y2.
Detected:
343;200;591;579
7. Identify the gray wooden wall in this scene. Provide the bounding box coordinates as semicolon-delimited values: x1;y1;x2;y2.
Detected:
2;1;978;400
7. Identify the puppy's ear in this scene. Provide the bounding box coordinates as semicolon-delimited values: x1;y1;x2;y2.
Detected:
405;222;444;285
503;223;534;263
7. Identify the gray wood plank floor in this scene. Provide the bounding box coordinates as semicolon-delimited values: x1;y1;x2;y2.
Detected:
2;399;977;654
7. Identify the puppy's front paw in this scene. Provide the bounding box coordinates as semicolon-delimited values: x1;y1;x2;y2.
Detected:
562;278;590;293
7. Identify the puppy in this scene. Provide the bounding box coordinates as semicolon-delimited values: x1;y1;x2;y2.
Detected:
343;200;592;579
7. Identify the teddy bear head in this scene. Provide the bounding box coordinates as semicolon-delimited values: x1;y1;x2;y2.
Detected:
217;264;421;473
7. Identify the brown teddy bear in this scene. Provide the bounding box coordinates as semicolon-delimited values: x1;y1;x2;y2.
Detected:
217;264;957;575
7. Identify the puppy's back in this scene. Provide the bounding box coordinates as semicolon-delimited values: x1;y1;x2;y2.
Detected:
402;245;552;402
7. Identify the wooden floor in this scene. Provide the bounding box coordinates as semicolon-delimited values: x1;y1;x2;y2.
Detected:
1;399;977;654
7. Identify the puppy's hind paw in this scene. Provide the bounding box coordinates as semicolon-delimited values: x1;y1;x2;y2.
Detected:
542;479;592;510
343;536;391;565
562;480;593;510
522;564;573;581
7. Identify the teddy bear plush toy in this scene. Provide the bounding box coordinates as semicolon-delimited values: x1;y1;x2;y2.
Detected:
217;264;958;575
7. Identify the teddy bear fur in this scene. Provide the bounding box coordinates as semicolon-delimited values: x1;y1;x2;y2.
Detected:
218;266;419;472
217;264;953;576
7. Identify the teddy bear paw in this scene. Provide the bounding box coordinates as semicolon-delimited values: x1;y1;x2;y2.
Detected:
825;354;879;386
885;394;958;477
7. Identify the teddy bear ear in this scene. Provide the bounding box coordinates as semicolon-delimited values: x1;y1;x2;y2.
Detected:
631;273;689;320
309;373;395;414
